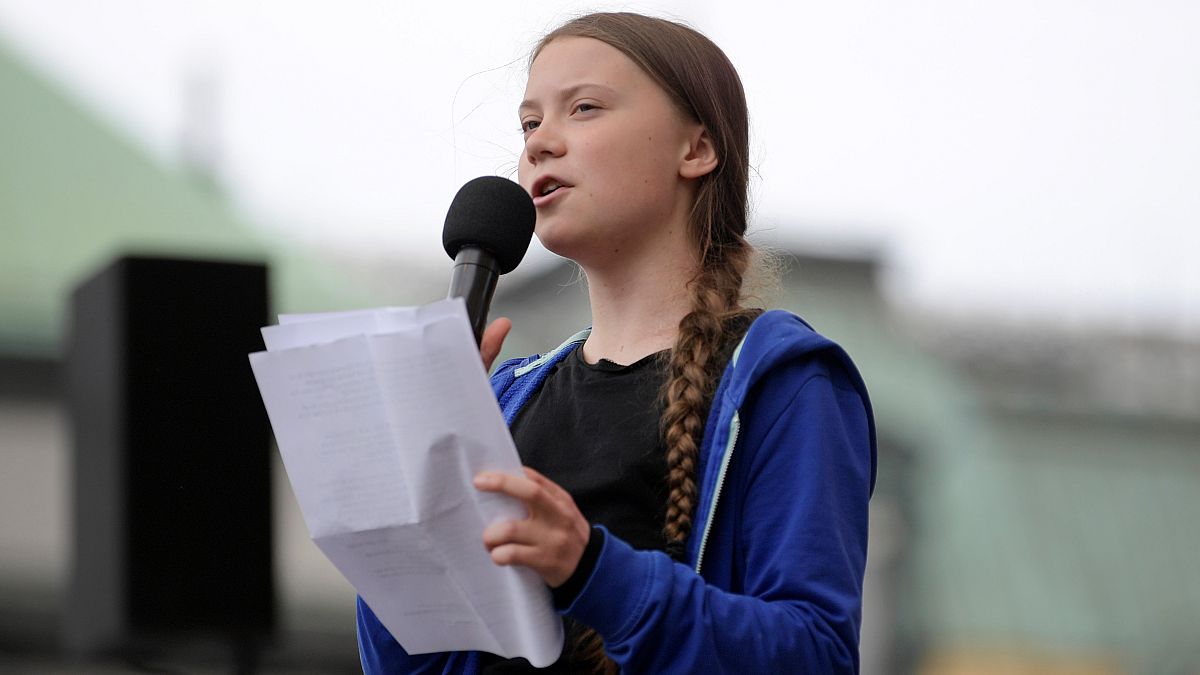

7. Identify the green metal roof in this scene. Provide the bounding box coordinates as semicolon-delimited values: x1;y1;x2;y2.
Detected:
0;38;371;357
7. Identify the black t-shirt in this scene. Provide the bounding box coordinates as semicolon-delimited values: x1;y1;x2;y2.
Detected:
513;346;671;551
480;345;670;673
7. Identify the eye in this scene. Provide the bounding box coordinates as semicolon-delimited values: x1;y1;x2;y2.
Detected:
572;102;597;115
520;118;540;135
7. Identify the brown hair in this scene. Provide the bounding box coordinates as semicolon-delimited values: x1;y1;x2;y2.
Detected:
531;12;758;673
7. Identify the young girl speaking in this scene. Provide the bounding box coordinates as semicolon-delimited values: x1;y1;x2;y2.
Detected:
359;12;876;674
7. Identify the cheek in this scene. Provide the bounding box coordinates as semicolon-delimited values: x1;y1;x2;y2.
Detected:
591;138;656;187
604;144;676;196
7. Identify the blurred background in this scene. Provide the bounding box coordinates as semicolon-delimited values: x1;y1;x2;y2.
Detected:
1;1;1197;673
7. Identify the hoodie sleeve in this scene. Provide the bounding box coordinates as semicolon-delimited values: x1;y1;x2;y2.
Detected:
559;358;873;673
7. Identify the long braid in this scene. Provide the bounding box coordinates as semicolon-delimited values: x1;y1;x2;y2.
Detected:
662;254;754;552
662;279;725;547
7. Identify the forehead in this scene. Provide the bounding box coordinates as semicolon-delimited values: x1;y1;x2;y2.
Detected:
524;36;648;99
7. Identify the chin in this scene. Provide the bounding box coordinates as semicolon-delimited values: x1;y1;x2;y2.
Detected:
533;229;579;262
533;219;578;258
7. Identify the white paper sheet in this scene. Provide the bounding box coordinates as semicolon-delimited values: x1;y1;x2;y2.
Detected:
249;298;563;666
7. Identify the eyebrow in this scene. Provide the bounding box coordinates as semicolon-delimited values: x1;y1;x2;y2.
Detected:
518;83;617;114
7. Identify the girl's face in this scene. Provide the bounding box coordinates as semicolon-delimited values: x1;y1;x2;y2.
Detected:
517;37;702;267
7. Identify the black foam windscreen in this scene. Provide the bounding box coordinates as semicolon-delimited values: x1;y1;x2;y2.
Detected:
441;176;536;274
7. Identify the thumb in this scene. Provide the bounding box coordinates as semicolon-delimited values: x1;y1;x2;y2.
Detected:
480;317;512;372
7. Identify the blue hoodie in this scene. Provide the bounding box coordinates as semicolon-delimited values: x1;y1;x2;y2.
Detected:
358;310;877;673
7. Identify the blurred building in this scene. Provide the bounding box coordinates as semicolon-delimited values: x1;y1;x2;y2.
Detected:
3;29;1199;675
907;320;1200;673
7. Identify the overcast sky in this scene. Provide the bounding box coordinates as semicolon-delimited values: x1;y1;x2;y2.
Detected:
2;0;1197;335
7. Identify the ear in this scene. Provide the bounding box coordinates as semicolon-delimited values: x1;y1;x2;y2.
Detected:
679;125;719;180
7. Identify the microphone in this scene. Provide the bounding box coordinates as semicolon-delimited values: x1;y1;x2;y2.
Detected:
442;176;536;345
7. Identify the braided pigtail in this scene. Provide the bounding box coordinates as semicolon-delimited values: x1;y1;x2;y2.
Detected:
661;250;755;552
661;279;725;548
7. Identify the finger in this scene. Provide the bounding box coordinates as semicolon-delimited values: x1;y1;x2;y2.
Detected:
472;468;556;509
522;467;573;503
488;542;547;571
481;518;541;550
474;471;551;508
488;542;576;588
480;317;512;371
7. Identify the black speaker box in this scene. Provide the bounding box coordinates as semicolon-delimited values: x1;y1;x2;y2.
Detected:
64;255;275;654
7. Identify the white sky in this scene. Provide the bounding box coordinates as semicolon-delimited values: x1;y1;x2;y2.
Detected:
1;0;1197;335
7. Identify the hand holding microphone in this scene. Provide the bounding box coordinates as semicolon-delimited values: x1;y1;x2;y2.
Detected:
442;177;536;349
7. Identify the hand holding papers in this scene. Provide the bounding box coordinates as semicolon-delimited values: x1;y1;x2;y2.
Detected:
248;299;563;666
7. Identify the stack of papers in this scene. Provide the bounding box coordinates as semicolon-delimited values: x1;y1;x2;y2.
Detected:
248;298;563;666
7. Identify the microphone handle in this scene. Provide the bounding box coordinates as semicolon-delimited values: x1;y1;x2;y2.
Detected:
448;247;501;345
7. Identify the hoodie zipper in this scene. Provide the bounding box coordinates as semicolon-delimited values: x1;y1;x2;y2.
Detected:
694;410;740;574
693;335;749;574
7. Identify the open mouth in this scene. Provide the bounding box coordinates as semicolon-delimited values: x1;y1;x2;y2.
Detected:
532;176;572;203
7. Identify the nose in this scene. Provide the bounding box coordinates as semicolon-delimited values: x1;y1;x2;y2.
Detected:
523;118;566;166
